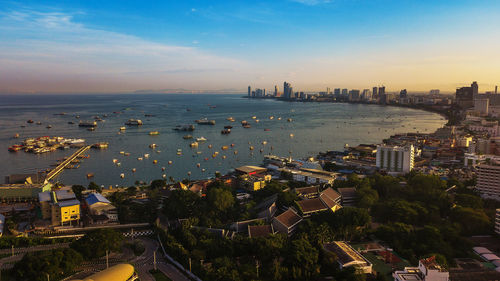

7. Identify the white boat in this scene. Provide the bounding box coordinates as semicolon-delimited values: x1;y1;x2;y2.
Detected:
196;137;207;142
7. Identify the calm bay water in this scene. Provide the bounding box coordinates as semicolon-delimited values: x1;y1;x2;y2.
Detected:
0;94;446;187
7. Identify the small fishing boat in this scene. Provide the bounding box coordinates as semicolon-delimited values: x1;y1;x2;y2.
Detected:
162;167;166;171
190;142;199;147
224;125;233;129
120;173;125;178
252;116;257;119
221;145;229;150
149;131;160;135
27;120;34;124
137;157;143;161
196;163;201;168
287;118;293;122
221;129;231;134
149;143;157;148
132;168;136;172
183;135;193;139
227;117;235;122
13;133;19;138
87;173;94;179
196;137;207;142
168;161;173;165
120;127;126;131
144;154;150;158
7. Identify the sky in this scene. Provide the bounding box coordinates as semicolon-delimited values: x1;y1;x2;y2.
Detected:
1;0;500;93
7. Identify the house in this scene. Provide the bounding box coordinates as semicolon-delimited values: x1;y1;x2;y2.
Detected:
272;208;303;236
248;224;274;238
337;187;357;206
323;241;372;274
85;193;118;222
38;189;80;226
241;175;271;191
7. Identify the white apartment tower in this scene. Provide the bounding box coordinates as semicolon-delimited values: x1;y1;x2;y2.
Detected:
376;144;414;174
476;164;500;201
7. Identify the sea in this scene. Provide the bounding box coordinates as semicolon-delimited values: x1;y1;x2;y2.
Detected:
0;94;446;187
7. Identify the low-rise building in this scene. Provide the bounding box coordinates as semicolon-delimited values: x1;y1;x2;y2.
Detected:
272;208;302;236
337;187;357;206
294;186;319;199
323;241;372;274
248;224;274;238
39;189;80;226
376;144;414;175
393;256;449;281
85;193;118;222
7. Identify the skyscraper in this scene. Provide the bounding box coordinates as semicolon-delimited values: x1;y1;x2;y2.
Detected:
372;87;378;99
283;81;291;99
248;86;251;97
274;85;279;97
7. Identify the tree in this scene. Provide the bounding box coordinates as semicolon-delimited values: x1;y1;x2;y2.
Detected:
13;248;83;281
286;237;319;280
88;181;102;193
163;189;199;219
207;188;234;212
150;179;166;189
70;229;123;259
71;185;86;200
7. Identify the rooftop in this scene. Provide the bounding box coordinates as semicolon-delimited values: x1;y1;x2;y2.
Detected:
248;224;273;238
324;241;370;267
294;186;319;196
235;165;267;174
57;199;80;207
321;187;341;202
296;198;327;214
274;208;302;228
337;187;357;198
85;193;111;205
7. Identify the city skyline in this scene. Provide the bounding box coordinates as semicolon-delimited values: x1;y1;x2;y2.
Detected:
2;0;500;93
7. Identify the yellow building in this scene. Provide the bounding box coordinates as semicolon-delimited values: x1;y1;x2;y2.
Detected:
241;174;272;191
70;263;138;281
38;189;80;226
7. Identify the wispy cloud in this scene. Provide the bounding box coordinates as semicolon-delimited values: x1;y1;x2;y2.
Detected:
0;9;249;92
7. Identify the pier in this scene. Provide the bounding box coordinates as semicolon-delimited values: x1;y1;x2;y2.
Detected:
45;145;91;183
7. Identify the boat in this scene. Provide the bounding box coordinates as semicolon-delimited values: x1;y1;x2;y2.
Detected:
119;127;126;131
190;142;199;147
27;120;34;124
221;129;231;134
162;167;166;171
224;125;233;129
249;146;254;150
92;142;109;149
252;116;257;119
195;118;216;125
269;116;274;120
79;121;97;127
208;144;213;148
153;160;158;164
124;152;130;156
231;143;235;147
87;173;94;178
144;154;150;158
174;124;195;131
255;119;259;123
227;117;235;122
132;168;136;172
149;131;160;135
243;124;251;128
112;159;118;163
13;133;19;138
120;173;125;178
221;145;229;150
168;161;173;165
196;163;201;168
68;121;75;125
36;121;42;125
287;118;293;122
149;143;157;148
8;145;23;152
241;120;249;125
183;135;193;139
87;127;95;131
137;157;143;161
196;137;207;142
125;119;143;126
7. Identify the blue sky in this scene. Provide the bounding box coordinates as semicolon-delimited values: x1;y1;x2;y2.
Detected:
1;0;500;93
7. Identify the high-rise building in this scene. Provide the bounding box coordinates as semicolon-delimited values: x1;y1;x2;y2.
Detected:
376;144;414;174
399;89;407;99
283;81;292;99
430;89;440;95
495;208;500;235
341;88;348;97
455;81;477;109
274;85;279;97
372;87;378;99
476;164;500;201
326;87;331;95
248;86;251;97
378;86;385;96
334;88;341;97
348;90;360;101
361;89;371;101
